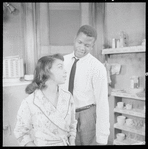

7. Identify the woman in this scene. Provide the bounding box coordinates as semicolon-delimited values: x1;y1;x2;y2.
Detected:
14;54;77;146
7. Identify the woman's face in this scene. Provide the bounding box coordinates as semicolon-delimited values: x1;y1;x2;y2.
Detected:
49;59;67;85
74;32;95;58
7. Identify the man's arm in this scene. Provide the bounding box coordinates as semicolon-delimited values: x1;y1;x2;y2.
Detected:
92;65;110;145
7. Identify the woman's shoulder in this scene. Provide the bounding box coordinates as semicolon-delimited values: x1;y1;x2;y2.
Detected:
60;88;75;105
60;88;71;95
17;92;35;111
23;92;35;103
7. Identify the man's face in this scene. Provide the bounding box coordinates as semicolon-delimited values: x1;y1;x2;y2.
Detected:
74;32;95;58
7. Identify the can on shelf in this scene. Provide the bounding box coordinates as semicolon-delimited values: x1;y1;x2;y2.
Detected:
130;76;139;89
112;38;116;48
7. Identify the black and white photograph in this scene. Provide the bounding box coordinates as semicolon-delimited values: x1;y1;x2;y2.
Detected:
3;2;145;146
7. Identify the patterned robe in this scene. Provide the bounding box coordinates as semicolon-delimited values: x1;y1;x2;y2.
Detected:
13;88;77;146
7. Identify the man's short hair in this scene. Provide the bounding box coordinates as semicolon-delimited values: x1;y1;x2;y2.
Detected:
76;25;97;41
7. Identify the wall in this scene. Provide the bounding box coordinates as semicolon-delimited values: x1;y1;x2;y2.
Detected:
49;10;80;45
104;3;145;144
3;3;25;58
3;3;80;58
3;3;81;74
3;84;29;146
105;3;145;47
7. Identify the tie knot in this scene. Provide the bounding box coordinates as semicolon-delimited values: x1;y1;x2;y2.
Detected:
74;57;79;63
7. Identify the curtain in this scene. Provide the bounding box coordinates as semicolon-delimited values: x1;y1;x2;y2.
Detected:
22;3;50;74
22;3;37;74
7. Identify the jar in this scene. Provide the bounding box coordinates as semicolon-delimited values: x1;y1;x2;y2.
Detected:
126;118;134;127
116;39;120;48
117;116;126;125
119;31;127;47
130;77;134;89
116;133;125;141
117;102;124;109
130;76;139;89
112;38;116;48
125;104;132;110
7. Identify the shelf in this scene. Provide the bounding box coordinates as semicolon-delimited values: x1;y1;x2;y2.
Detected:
114;123;145;136
3;80;31;87
113;139;145;145
111;91;145;101
102;45;145;54
114;107;145;118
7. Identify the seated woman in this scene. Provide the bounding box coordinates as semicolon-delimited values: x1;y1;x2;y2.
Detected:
13;54;77;146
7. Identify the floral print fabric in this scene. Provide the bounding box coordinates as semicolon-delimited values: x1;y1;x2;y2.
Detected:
13;88;77;146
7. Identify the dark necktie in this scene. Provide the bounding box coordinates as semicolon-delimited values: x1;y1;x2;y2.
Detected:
68;58;79;95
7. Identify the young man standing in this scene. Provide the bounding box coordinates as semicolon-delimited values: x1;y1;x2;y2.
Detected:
61;25;110;145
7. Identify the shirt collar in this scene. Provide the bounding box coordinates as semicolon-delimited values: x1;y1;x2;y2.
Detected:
71;51;91;62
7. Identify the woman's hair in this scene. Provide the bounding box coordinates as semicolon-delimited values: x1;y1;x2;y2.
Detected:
76;25;97;41
25;53;64;94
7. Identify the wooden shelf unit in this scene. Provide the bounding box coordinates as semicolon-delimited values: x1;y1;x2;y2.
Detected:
113;138;145;145
114;123;145;136
102;45;145;55
104;45;146;145
114;107;145;118
111;91;145;101
112;91;145;145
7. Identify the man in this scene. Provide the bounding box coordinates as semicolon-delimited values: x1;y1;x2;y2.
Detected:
61;25;110;145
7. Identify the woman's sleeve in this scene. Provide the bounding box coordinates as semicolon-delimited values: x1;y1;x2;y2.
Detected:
13;99;33;146
69;95;77;138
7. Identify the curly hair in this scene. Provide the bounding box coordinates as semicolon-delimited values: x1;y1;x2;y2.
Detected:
25;53;64;94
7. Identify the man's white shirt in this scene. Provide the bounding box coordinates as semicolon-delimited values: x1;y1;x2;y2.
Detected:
60;52;110;144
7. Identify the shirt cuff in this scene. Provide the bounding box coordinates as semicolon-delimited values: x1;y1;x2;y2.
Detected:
96;134;109;145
